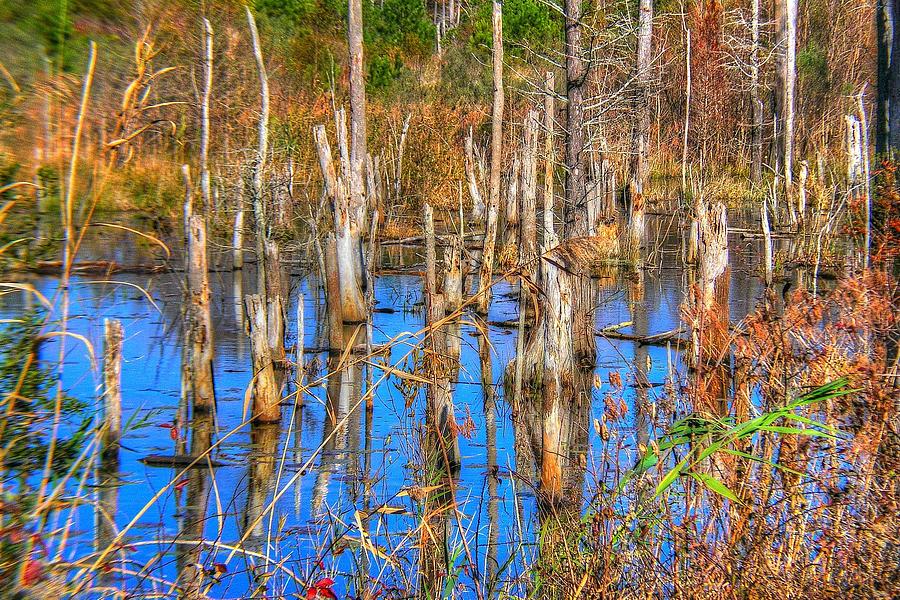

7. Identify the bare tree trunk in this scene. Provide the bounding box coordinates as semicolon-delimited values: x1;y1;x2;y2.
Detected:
691;201;730;415
199;18;213;216
443;235;463;312
501;152;522;268
877;0;900;155
246;7;269;302
564;0;595;366
424;206;460;472
540;259;576;505
465;127;486;221
750;0;763;184
521;109;539;273
395;113;411;203
424;204;436;306
858;92;872;268
774;0;797;205
245;294;280;422
476;0;504;315
564;5;586;237
102;319;123;456
324;234;345;351
682;27;691;193
182;165;215;411
761;197;774;287
233;195;244;270
348;0;368;229
626;0;653;264
314;117;368;323
798;160;808;222
543;72;556;253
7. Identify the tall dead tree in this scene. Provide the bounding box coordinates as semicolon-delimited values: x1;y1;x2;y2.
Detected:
476;0;504;315
199;18;213;221
182;165;215;411
750;0;763;184
539;0;595;512
564;0;596;367
246;7;285;358
245;294;281;422
774;0;797;207
877;0;900;154
626;0;653;263
690;201;730;415
424;206;460;473
102;319;123;456
543;71;556;252
348;0;367;239
314;113;368;324
521;110;539;275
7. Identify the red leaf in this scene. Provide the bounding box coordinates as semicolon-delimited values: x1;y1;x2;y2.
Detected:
214;563;228;574
174;478;190;491
307;578;337;599
170;427;179;441
22;560;43;586
157;423;174;429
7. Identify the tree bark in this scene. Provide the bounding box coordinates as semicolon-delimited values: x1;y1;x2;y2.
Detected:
199;18;213;215
348;0;367;223
476;0;505;315
626;0;653;263
314;117;368;323
182;165;215;411
245;294;280;423
750;0;763;183
564;0;595;366
246;7;269;302
521;109;539;275
324;234;345;351
543;72;557;253
102;319;123;456
465;127;486;221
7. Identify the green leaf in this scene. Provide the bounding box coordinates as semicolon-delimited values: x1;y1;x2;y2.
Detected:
690;471;741;503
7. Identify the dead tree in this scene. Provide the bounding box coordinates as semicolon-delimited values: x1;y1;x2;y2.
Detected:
199;18;213;220
876;0;900;154
750;0;763;184
424;207;461;473
774;0;797;206
246;7;285;358
761;197;774;287
564;0;596;367
182;165;215;411
503;154;521;263
476;0;504;315
324;234;345;350
314;113;368;324
443;235;463;312
626;0;654;264
521;110;539;275
245;294;281;422
102;319;123;457
348;0;367;230
543;71;556;252
689;201;730;414
465;127;486;221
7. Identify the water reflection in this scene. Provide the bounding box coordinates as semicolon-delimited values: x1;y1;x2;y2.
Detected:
0;216;780;596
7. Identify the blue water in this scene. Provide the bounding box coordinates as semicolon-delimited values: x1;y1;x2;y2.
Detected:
0;226;768;597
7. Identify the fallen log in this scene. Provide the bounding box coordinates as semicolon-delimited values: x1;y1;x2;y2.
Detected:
23;260;170;275
140;454;224;468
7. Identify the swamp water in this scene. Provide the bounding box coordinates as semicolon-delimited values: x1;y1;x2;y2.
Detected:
0;218;774;597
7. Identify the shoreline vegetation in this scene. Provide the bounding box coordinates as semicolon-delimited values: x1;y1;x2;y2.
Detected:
1;0;899;598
